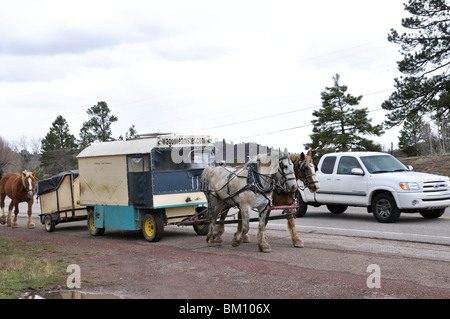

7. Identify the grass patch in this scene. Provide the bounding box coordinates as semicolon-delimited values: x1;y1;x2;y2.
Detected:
0;236;66;299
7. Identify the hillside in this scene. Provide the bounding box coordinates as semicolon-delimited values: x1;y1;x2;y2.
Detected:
398;154;450;177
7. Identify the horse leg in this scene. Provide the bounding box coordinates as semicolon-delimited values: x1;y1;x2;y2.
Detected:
215;207;230;244
27;199;35;229
232;206;249;247
286;209;304;248
257;206;272;253
7;200;14;227
0;193;6;225
207;201;224;246
238;210;251;243
11;201;19;228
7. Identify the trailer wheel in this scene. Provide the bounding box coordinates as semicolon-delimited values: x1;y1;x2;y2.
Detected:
193;207;209;236
142;213;163;242
44;214;56;232
87;210;105;236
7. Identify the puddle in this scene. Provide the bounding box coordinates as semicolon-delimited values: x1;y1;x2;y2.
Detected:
21;290;121;299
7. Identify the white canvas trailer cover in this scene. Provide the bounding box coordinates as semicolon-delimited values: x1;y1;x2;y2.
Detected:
37;170;87;232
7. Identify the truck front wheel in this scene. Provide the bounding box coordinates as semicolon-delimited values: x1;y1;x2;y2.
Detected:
142;213;164;242
372;193;400;223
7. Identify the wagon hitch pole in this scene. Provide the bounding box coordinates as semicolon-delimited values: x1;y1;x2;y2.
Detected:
181;205;297;226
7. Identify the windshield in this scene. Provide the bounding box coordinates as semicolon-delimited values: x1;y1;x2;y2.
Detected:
360;155;408;174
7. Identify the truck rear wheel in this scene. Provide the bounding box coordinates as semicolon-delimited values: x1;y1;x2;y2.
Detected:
372;193;400;223
142;213;163;242
87;210;105;236
295;191;308;217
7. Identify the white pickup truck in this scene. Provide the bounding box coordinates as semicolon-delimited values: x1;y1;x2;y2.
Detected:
296;152;450;223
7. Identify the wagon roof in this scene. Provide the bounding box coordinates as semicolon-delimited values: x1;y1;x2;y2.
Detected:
77;138;158;158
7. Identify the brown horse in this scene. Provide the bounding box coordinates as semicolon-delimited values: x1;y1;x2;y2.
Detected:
219;151;319;250
266;150;319;247
0;170;36;229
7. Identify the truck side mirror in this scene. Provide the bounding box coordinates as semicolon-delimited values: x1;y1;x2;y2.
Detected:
407;165;413;171
351;168;364;175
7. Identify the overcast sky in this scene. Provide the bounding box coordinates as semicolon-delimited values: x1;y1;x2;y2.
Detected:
0;0;407;153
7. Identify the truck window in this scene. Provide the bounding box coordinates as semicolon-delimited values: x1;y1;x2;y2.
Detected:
337;156;363;175
153;148;214;171
127;155;150;172
321;156;336;174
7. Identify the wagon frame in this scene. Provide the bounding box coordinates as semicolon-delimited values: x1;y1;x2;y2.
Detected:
37;170;88;232
76;134;215;242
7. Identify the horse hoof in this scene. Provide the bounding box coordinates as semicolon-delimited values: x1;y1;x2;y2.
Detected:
243;234;250;243
208;241;222;247
0;217;5;225
231;239;242;247
293;240;304;248
27;224;35;229
258;245;272;253
12;223;18;228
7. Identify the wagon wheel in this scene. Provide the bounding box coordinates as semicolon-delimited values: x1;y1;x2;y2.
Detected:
142;212;164;242
87;210;105;236
44;214;56;232
193;206;209;236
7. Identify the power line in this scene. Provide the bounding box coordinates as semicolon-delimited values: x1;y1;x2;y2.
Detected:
186;88;394;138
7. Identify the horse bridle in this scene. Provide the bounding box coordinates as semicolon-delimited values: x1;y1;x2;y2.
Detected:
275;155;297;193
296;158;319;190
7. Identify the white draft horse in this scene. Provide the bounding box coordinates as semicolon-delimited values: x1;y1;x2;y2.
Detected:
201;149;297;252
0;170;36;229
214;150;320;250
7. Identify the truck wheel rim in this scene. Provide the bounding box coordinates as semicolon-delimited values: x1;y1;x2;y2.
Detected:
144;219;155;237
376;199;391;217
89;215;96;231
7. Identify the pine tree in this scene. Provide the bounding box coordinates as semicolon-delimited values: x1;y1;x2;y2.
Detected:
305;74;384;157
382;0;450;126
79;101;118;149
398;113;426;156
40;115;78;175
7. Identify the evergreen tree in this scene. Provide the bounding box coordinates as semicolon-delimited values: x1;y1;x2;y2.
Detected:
79;101;118;149
382;0;450;126
398;113;426;156
305;74;384;157
41;115;78;175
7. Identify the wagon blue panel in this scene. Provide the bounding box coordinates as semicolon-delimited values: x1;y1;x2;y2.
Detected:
153;169;203;195
94;205;140;230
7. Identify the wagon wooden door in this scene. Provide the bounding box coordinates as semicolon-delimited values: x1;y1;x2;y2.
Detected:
126;154;153;208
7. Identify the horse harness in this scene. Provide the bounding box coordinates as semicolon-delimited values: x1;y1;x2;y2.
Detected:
203;155;294;214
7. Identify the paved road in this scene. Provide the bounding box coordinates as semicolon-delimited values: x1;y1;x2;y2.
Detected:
255;206;450;245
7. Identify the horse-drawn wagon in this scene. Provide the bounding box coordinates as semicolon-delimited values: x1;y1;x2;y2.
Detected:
76;134;214;242
37;170;87;232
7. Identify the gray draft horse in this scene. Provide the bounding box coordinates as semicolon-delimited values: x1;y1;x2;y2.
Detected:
201;149;297;252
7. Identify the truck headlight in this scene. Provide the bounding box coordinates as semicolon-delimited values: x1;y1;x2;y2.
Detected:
399;182;420;190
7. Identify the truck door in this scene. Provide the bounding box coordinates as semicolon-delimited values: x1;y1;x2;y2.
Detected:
333;156;367;205
127;154;153;208
310;155;336;202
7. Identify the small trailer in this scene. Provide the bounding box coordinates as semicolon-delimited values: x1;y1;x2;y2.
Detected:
37;170;88;232
76;134;214;242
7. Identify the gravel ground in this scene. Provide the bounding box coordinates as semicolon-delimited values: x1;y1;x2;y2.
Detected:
1;208;449;300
